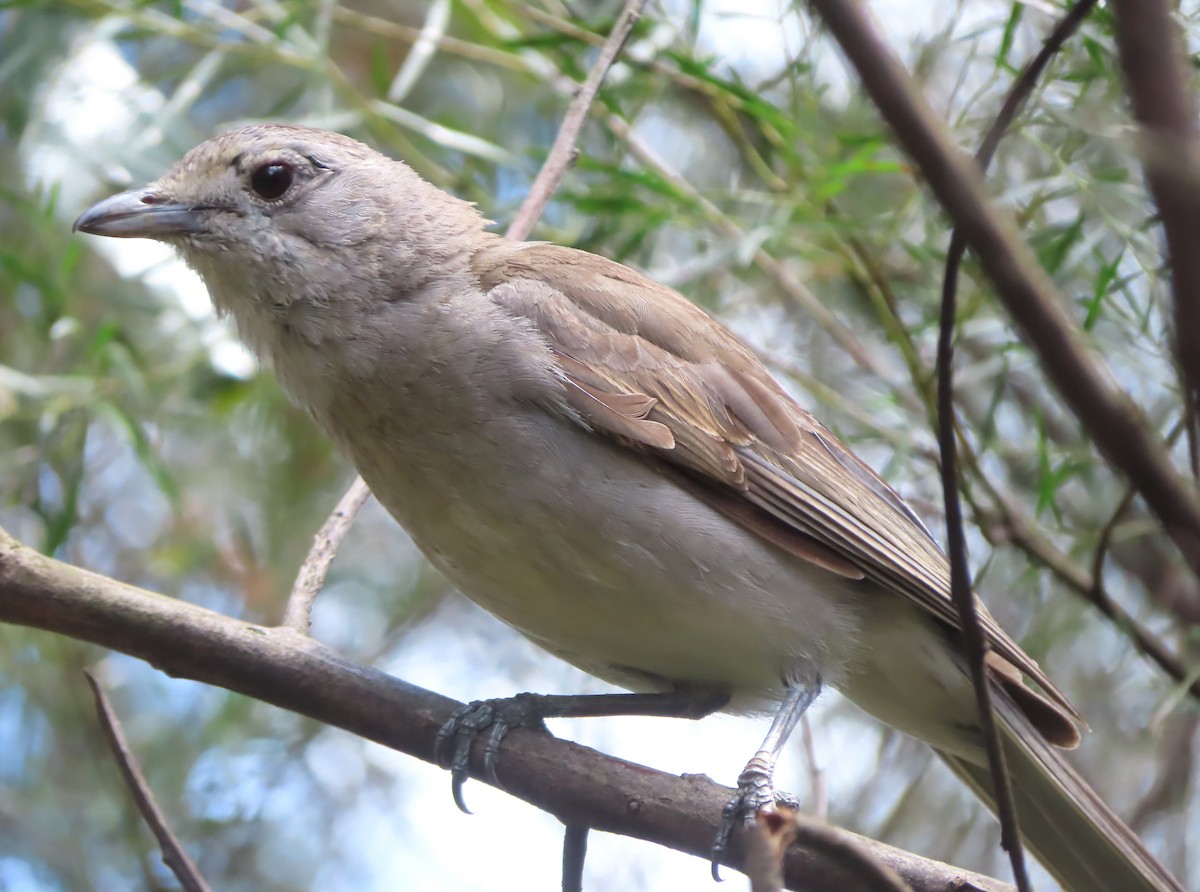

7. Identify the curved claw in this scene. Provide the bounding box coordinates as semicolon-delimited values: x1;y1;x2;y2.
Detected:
451;766;472;814
449;716;478;813
711;758;785;880
437;700;495;813
710;796;743;880
434;695;552;814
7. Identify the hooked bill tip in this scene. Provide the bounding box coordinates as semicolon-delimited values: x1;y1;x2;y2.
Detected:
73;189;206;239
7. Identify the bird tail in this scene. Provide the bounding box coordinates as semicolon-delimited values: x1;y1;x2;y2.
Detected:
936;690;1183;892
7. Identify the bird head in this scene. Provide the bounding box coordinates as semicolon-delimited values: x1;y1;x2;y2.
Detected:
74;124;485;320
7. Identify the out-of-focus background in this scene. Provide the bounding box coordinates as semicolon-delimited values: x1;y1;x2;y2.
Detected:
1;1;1196;889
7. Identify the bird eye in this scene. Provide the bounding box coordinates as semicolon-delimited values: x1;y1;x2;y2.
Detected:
250;162;294;200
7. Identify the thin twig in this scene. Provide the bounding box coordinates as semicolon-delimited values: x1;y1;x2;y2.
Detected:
282;476;372;633
1090;486;1142;600
283;2;647;631
979;483;1200;703
932;4;1098;887
507;0;648;241
974;0;1099;171
799;714;827;822
807;0;1200;585
561;824;589;892
84;671;212;892
936;251;1031;890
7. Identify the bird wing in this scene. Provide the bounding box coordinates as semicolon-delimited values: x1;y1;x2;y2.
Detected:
474;240;1081;742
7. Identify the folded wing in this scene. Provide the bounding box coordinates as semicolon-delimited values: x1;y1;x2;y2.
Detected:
475;240;1080;747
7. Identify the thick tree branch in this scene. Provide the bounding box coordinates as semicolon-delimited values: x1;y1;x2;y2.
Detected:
0;526;1011;892
806;0;1200;581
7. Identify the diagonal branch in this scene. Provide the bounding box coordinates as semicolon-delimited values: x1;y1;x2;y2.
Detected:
1111;0;1200;468
1110;0;1200;395
805;0;1200;586
282;476;372;632
0;526;1012;892
506;0;648;241
85;671;212;892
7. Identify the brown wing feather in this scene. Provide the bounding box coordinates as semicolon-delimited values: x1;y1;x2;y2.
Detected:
475;240;1082;736
557;353;675;448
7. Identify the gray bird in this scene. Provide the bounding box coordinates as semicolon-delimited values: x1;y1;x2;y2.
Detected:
75;124;1182;892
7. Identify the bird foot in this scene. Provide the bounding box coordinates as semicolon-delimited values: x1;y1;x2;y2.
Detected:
710;754;798;880
434;693;552;813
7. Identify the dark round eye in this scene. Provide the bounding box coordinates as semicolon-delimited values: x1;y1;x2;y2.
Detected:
250;162;294;200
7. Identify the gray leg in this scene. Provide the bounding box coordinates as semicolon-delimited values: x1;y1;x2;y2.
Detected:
710;677;822;879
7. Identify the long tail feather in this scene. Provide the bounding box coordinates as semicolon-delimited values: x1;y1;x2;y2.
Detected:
937;692;1183;892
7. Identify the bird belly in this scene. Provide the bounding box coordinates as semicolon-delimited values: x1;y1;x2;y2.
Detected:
839;589;985;758
343;408;868;714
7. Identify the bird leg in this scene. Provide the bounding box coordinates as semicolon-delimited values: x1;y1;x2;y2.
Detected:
710;677;821;879
435;687;730;813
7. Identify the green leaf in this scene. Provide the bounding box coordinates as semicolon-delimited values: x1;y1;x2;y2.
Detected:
997;3;1024;73
1083;249;1123;331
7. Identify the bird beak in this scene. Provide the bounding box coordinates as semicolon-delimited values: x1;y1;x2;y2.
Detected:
73;188;208;239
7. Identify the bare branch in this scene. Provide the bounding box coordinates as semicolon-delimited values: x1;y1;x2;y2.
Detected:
561;823;589;892
933;4;1099;888
282;476;372;632
746;810;796;892
0;527;1013;892
783;810;915;892
84;671;212;892
506;0;648;241
805;0;1200;584
799;714;827;822
1112;0;1200;408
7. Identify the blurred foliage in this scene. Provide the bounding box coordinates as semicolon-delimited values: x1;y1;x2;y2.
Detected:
0;0;1197;889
